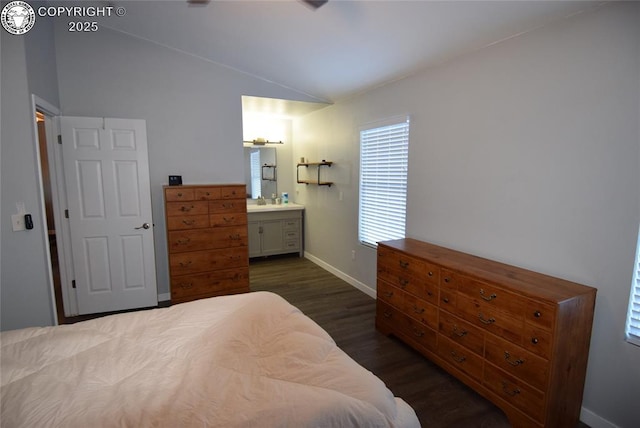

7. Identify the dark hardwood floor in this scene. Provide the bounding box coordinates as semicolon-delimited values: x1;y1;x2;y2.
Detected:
249;255;590;428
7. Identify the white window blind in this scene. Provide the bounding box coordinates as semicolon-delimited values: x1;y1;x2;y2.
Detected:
359;118;409;247
625;228;640;346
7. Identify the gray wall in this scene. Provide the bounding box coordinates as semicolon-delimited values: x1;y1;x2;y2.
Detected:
1;10;61;331
295;3;640;427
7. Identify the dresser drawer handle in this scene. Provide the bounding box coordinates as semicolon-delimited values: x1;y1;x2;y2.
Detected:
442;297;450;303
452;325;467;337
412;327;424;337
383;311;393;318
180;205;194;212
399;260;409;268
479;289;497;301
478;313;496;324
450;351;466;363
182;219;195;226
383;291;394;298
176;238;191;245
179;282;193;289
412;306;425;315
427;291;433;296
534;310;542;318
229;234;241;240
223;216;235;223
444;277;450;283
399;278;409;288
179;260;192;267
531;337;539;345
501;381;521;397
223;203;235;209
504;351;524;366
177;192;183;197
428;271;434;277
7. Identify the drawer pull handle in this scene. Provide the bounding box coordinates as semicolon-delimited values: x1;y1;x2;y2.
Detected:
452;325;467;337
442;297;450;303
399;260;409;268
182;219;195;225
450;351;466;363
412;327;424;337
176;238;191;245
428;271;434;277
501;381;521;397
534;311;542;318
399;278;409;287
531;337;539;345
427;291;433;296
444;277;450;283
504;351;524;366
180;205;194;212
383;291;394;298
478;313;496;324
179;282;193;289
479;289;497;301
383;311;393;318
223;216;235;223
179;260;192;267
229;234;241;240
177;192;183;197
412;306;425;315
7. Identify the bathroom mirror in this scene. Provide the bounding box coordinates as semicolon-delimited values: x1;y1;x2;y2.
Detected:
243;146;277;198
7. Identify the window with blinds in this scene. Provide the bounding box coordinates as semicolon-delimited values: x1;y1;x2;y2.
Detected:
358;118;409;248
625;228;640;346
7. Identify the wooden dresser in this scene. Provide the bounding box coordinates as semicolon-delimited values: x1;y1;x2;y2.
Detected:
375;238;596;428
164;184;249;304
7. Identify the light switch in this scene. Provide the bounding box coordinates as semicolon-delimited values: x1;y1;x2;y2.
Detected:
11;214;26;231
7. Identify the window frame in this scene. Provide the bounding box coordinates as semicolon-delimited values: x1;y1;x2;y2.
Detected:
625;226;640;347
358;116;410;249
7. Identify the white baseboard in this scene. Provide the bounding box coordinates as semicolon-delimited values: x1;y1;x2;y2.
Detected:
304;252;615;428
580;407;619;428
303;252;376;299
158;292;170;303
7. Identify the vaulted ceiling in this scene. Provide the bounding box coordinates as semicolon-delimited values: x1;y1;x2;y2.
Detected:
91;0;603;112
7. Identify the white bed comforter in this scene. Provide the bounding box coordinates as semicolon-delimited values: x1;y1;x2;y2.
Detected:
1;291;420;427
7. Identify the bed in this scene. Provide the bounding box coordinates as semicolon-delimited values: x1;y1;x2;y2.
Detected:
1;291;420;427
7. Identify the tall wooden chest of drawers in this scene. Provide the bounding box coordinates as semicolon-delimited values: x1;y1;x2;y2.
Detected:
375;238;596;428
164;184;249;304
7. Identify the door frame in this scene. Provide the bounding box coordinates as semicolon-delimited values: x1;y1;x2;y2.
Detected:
31;94;78;319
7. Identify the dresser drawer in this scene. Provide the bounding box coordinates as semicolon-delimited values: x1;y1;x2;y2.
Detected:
439;310;484;355
165;188;194;202
283;240;300;251
168;227;247;253
404;294;438;330
169;247;248;276
522;324;553;360
457;295;524;343
195;187;221;200
167;214;210;230
484;364;545;423
457;276;526;317
166;201;209;217
485;334;549;391
209;199;247;213
210;213;247;227
220;186;245;199
377;280;403;309
404;316;437;352
378;246;427;278
376;300;406;329
378;269;424;298
171;267;249;300
438;336;483;381
525;299;556;330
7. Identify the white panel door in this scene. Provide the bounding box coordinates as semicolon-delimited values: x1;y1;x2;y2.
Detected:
60;117;157;314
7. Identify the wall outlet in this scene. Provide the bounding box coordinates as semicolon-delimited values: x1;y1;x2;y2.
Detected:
11;214;26;231
351;249;356;260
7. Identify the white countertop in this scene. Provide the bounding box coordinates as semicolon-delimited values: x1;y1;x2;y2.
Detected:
247;202;305;213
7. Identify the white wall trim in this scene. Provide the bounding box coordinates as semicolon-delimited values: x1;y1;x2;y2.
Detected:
580;407;619;428
304;251;376;299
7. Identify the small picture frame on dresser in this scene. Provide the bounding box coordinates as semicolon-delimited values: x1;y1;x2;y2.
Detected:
168;175;182;186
